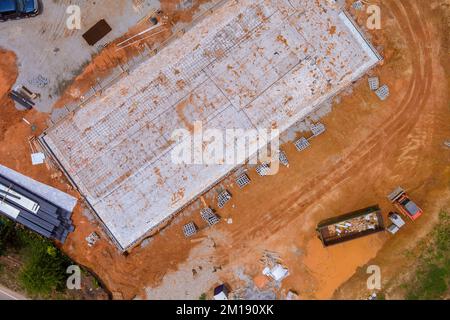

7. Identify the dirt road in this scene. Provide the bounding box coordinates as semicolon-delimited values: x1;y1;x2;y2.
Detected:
1;0;449;300
332;0;450;299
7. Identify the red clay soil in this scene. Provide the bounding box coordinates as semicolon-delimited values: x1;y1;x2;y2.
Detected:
1;0;449;300
161;0;214;23
0;49;52;180
0;51;111;301
332;0;450;299
0;1;211;298
0;50;21;141
62;0;449;300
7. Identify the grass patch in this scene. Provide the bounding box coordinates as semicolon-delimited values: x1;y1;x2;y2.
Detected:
18;234;71;297
405;211;450;300
0;217;70;297
1;217;108;300
0;218;22;255
92;277;100;289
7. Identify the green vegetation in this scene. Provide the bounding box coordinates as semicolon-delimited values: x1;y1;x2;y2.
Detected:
376;292;386;300
0;217;21;255
199;293;207;300
0;216;71;297
18;235;71;296
92;277;100;289
405;211;450;300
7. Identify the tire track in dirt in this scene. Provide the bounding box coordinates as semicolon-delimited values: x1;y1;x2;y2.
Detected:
227;0;433;253
386;0;433;173
391;0;435;167
217;1;437;299
332;0;450;299
47;0;444;299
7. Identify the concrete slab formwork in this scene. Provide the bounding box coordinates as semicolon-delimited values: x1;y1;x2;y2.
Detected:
40;0;381;250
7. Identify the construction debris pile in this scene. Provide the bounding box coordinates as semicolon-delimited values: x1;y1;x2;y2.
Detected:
326;211;379;237
260;250;289;283
86;232;100;247
317;206;385;247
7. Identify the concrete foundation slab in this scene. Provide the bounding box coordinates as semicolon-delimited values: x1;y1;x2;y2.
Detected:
41;0;381;250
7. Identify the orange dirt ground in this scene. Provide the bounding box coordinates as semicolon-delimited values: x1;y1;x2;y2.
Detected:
54;0;215;110
1;0;449;299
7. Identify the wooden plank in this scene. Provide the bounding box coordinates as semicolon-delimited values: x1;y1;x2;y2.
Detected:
82;19;112;46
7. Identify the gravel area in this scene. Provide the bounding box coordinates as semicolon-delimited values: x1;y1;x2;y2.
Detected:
0;0;160;112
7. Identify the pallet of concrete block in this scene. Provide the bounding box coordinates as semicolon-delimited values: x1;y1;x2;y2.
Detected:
278;150;289;167
256;162;271;176
311;123;326;137
235;173;251;189
375;84;390;101
200;207;220;227
183;222;198;237
217;190;232;208
0;175;75;244
294;137;310;152
368;76;380;91
352;0;364;10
